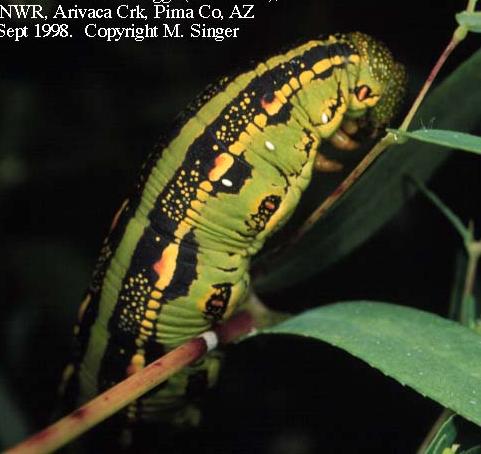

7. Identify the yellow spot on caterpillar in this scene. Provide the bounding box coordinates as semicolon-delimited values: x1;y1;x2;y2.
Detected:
313;59;332;74
289;77;300;90
196;191;208;203
132;354;145;366
349;54;361;64
246;123;261;136
148;300;161;310
229;141;245;155
141;320;154;330
174;220;192;239
274;90;287;103
127;353;145;375
186;208;199;221
145;310;157;320
208;153;234;181
151;291;162;299
191;199;203;211
299;70;314;85
254;114;267;128
281;83;293;97
213;144;219;151
238;131;250;144
331;55;343;66
200;181;213;192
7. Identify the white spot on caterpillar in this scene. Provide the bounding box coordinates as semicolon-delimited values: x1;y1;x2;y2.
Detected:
265;140;276;151
221;178;233;187
321;113;329;124
199;330;218;352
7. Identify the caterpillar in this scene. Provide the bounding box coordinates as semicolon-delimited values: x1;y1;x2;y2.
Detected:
61;32;406;430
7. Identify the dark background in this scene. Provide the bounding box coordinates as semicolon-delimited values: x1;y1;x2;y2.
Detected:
1;0;480;452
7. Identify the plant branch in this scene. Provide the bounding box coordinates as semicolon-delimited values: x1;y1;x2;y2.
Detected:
464;239;481;303
399;34;461;132
4;311;255;454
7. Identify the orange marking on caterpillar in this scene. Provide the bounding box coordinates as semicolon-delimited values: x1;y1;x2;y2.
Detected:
153;243;179;290
261;92;284;116
208;153;234;181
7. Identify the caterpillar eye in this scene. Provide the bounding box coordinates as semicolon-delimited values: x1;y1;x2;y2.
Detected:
356;85;372;101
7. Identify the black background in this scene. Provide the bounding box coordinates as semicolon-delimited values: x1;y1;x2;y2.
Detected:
1;0;481;452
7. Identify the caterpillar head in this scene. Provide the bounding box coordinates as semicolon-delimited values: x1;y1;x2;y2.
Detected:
347;32;407;134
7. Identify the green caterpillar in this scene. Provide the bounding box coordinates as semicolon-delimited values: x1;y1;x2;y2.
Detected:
61;32;406;428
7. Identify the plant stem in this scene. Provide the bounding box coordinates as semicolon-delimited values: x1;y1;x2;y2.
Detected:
463;241;481;299
467;0;478;13
399;36;460;132
458;221;480;325
4;311;255;454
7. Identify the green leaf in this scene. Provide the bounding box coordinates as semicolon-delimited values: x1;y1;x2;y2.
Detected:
253;48;481;293
456;12;481;32
389;129;481;155
259;302;481;426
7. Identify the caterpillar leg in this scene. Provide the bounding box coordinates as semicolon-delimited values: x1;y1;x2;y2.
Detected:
341;118;359;136
315;118;362;173
314;153;343;173
327;117;361;151
328;128;359;151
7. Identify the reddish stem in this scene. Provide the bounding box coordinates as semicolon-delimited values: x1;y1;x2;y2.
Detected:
5;311;255;454
399;36;459;132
